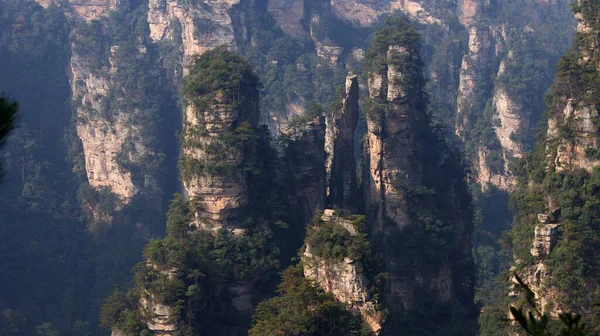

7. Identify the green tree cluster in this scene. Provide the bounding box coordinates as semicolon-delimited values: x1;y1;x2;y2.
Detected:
249;264;370;336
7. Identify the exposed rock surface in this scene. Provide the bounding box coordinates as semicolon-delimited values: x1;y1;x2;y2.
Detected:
492;87;525;160
182;91;257;230
267;0;306;37
361;23;475;331
69;18;160;202
513;214;562;315
147;0;239;67
547;100;600;172
328;75;360;212
329;0;439;27
281;116;327;222
302;210;383;334
36;0;119;21
363;44;423;231
70;51;138;200
530;222;560;258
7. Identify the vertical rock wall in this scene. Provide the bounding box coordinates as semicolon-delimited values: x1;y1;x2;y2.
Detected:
328;75;360;212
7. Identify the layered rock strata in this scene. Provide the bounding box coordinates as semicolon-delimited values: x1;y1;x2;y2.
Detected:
181;66;260;230
147;0;239;67
302;210;383;334
363;43;425;231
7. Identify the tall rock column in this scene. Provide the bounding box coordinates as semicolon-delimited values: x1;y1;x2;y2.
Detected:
363;36;427;233
180;47;260;231
362;18;475;333
328;75;360;212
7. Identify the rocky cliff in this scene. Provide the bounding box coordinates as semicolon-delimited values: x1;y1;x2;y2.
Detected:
505;0;600;328
34;0;574;199
280;113;327;222
363;31;427;232
33;0;169;204
302;209;383;334
328;75;360;212
147;0;239;67
361;18;475;333
180;48;260;231
36;0;119;21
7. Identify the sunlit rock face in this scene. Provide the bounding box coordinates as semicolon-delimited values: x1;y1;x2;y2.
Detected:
147;0;239;68
302;210;384;334
362;25;475;331
181;94;253;230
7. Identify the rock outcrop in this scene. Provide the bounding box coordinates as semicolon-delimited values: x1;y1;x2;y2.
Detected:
181;49;260;231
281;115;327;222
68;9;163;202
267;0;306;37
147;0;239;68
363;42;425;231
328;75;360;212
547;100;600;172
361;20;475;332
36;0;119;21
70;49;140;200
329;0;440;27
302;210;384;334
139;265;180;335
508;0;600;322
512;213;562;315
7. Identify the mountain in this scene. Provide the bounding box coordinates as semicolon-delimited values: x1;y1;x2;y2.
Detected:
0;0;580;335
481;1;600;334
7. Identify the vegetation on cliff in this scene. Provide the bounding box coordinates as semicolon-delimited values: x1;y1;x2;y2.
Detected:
361;17;477;335
249;264;369;336
480;1;600;334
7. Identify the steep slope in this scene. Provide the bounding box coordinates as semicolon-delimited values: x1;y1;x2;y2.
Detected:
302;210;384;334
488;1;600;334
179;48;260;230
103;49;280;336
361;18;476;335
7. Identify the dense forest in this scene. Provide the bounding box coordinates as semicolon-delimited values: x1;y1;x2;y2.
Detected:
1;0;598;335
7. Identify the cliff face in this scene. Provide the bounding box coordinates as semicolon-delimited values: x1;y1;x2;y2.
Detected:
34;0;167;203
70;45;144;201
181;49;260;231
281;114;327;222
363;42;426;232
328;75;360;212
329;0;439;27
302;210;383;334
506;0;600;326
147;0;239;66
34;0;574;199
362;18;475;332
454;0;573;192
36;0;119;21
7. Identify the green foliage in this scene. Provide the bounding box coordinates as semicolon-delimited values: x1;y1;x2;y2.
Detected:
99;288;144;334
238;5;348;125
510;273;587;336
305;214;370;262
363;17;422;74
183;47;260;110
103;185;281;334
571;0;600;29
249;264;370;336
